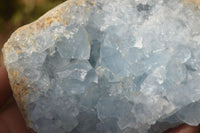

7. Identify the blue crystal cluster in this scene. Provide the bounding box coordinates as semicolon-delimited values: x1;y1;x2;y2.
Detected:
2;0;200;133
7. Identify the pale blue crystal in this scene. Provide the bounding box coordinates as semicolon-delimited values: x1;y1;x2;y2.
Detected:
2;0;200;133
56;24;91;59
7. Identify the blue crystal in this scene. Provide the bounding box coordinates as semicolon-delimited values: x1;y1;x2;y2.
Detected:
2;0;200;133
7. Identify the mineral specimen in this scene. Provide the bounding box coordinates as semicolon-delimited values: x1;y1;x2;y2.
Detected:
2;0;200;133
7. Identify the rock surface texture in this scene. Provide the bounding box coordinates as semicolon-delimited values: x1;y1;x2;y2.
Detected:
2;0;200;133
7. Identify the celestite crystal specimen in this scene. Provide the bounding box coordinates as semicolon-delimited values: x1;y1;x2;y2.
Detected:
2;0;200;132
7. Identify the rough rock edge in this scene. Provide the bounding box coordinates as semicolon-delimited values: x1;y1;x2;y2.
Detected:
2;0;89;129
